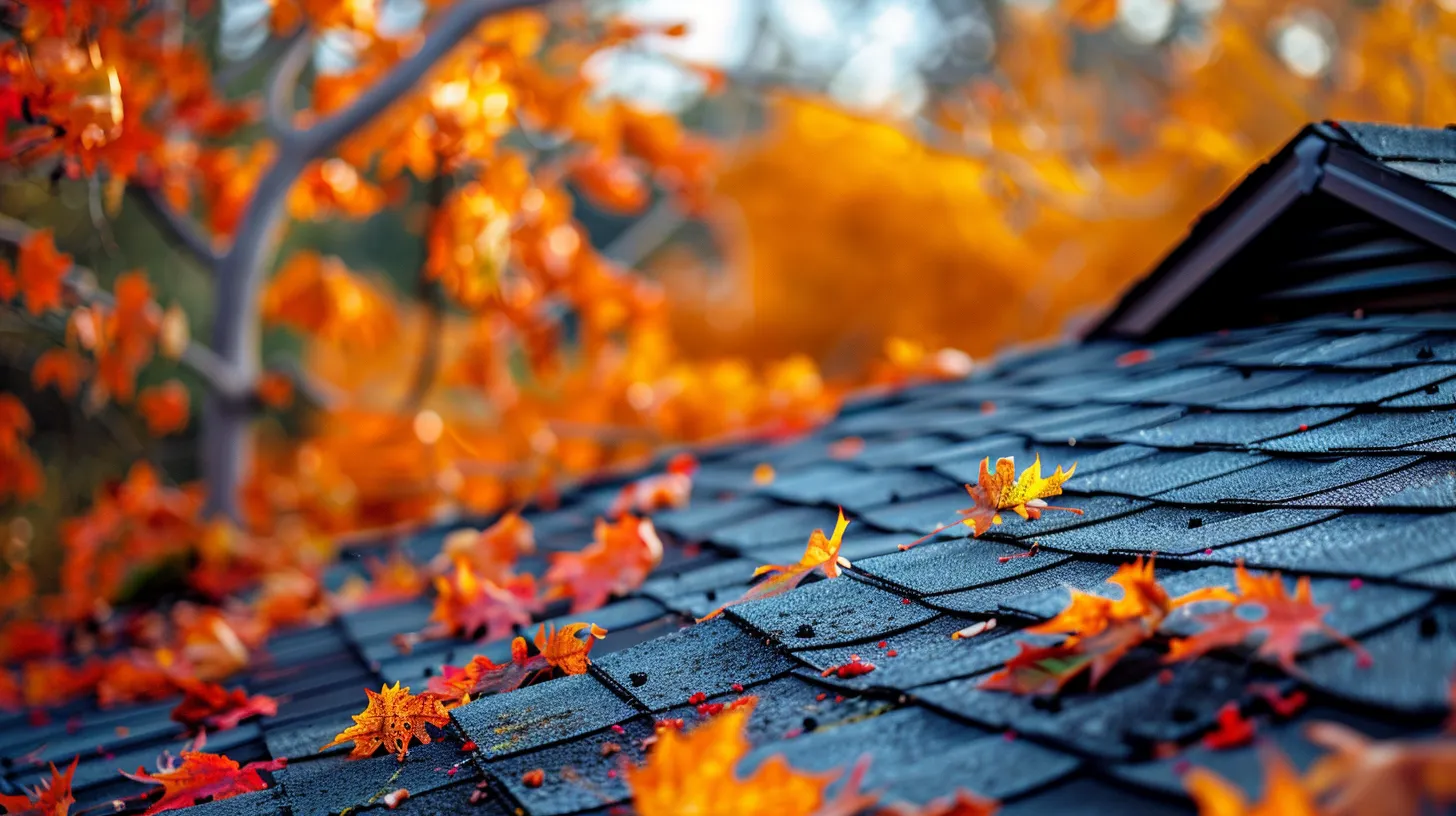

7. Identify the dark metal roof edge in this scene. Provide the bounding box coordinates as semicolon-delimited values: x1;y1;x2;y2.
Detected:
1088;128;1330;340
1090;122;1456;341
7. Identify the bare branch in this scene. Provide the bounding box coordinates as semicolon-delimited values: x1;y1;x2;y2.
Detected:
129;185;221;266
266;32;314;141
0;214;249;400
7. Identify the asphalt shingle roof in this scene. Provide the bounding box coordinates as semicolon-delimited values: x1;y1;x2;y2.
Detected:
10;311;1456;815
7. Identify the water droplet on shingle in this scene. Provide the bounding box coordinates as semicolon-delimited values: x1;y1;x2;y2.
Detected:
795;624;816;639
1187;517;1203;529
630;672;648;687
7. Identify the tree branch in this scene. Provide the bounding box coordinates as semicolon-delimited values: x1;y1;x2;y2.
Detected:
0;214;249;400
201;0;553;519
129;185;220;266
299;0;550;158
402;164;450;411
266;32;314;142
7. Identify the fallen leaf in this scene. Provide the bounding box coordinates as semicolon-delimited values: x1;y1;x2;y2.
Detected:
545;515;662;613
426;637;542;707
533;622;608;675
958;455;1079;537
1065;0;1119;30
982;556;1232;695
1165;562;1370;675
428;556;540;642
1185;747;1319;816
0;758;76;816
432;512;535;581
122;752;286;815
169;679;278;734
626;697;876;816
609;453;697;517
1305;721;1456;816
320;682;450;761
699;508;851;621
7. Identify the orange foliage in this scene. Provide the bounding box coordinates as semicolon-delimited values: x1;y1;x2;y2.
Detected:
426;556;539;642
123;751;286;815
4;229;72;316
981;557;1233;695
1165;562;1370;674
545;515;663;613
169;678;278;733
320;682;450;761
0;758;77;816
432;511;534;581
609;453;698;517
626;697;875;816
31;349;88;398
957;455;1079;537
0;395;44;504
700;507;851;621
137;381;191;436
1185;748;1319;816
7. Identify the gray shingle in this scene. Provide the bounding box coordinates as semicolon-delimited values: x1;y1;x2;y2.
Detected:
451;674;637;759
728;575;938;648
593;617;794;711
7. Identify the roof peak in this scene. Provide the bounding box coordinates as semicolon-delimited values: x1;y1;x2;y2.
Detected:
1093;121;1456;341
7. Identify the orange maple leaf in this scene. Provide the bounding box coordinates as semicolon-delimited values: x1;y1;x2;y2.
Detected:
427;556;540;642
626;697;876;816
533;621;608;675
699;507;851;622
545;515;663;613
426;637;541;708
958;455;1079;537
137;381;191;436
1185;747;1319;816
31;349;88;398
425;622;606;708
1303;721;1456;816
608;453;697;517
334;552;428;611
432;512;535;581
169;678;279;734
123;752;286;815
320;682;450;761
1164;562;1370;675
981;556;1232;695
0;758;76;816
15;229;71;316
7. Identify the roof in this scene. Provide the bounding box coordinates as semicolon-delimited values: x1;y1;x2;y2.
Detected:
1094;121;1456;340
11;124;1456;815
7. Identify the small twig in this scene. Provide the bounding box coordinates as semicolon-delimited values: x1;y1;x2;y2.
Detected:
128;185;219;266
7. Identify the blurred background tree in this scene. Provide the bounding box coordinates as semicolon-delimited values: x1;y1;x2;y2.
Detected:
2;0;1455;607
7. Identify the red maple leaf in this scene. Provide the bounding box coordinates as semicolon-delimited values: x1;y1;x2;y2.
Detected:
169;679;279;734
122;752;285;815
1165;562;1370;675
0;758;76;816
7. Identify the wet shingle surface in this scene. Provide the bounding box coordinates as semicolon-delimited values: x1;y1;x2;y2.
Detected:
18;314;1456;815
